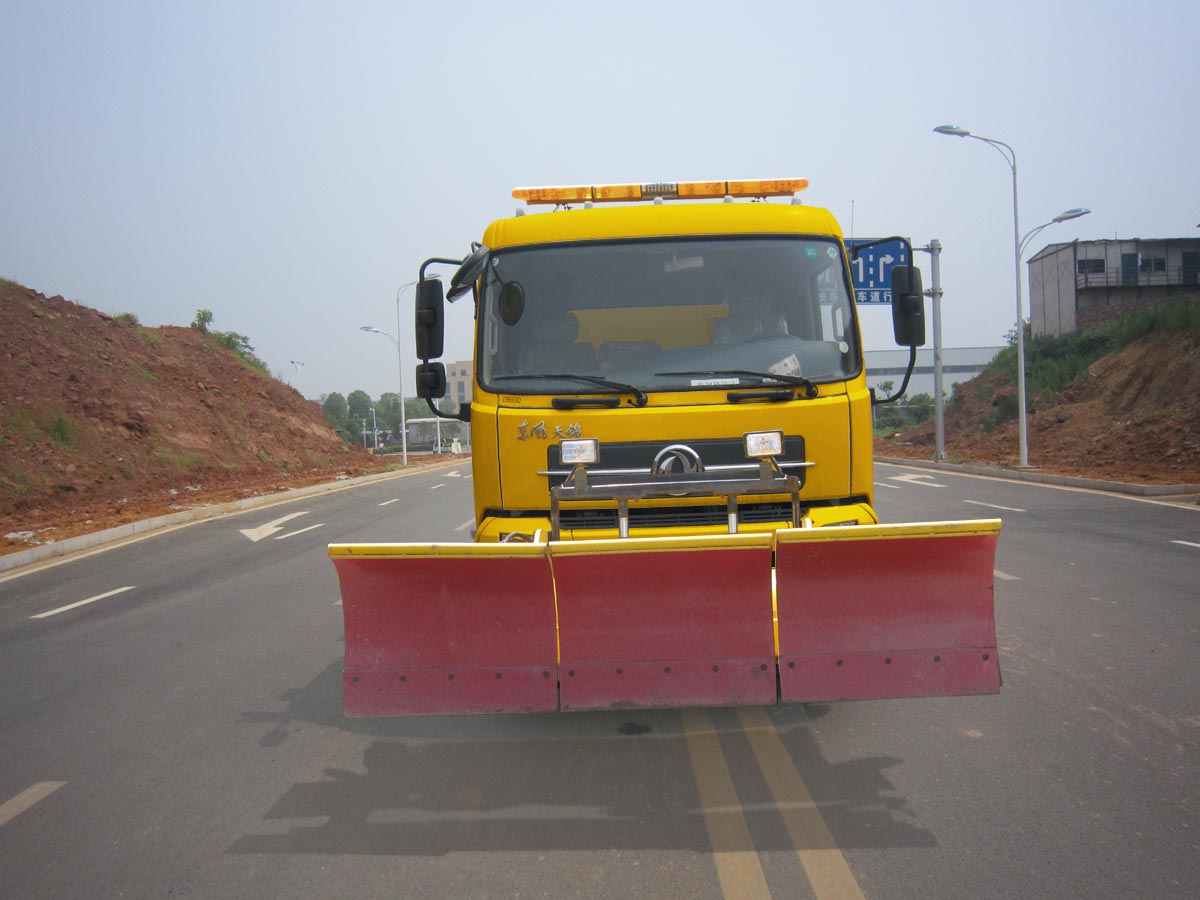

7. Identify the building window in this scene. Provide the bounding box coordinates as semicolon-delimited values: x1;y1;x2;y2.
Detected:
1139;256;1166;273
1076;259;1105;275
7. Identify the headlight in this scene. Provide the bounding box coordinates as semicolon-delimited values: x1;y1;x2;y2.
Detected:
560;438;599;465
743;430;783;459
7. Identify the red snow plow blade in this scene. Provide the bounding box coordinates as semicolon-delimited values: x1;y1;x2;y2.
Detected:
775;520;1002;702
330;543;558;716
329;519;1001;717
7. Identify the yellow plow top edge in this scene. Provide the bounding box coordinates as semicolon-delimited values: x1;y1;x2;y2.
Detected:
327;542;548;560
328;520;1001;561
548;533;773;557
777;519;1002;543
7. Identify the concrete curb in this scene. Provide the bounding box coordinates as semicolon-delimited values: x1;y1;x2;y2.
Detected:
877;456;1200;498
0;461;462;575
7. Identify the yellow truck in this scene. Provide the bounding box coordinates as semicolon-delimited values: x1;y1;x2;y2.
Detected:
329;179;1001;716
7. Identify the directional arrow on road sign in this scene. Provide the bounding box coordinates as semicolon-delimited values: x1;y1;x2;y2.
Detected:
887;473;946;488
239;511;309;542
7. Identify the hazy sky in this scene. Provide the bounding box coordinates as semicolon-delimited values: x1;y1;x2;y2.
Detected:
3;1;1196;401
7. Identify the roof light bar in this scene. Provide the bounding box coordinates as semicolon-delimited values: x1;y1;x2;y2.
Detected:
512;178;809;205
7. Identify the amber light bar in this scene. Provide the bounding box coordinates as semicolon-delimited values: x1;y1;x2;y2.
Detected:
512;178;809;205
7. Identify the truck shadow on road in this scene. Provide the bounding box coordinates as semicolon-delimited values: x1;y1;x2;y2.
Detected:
230;661;935;856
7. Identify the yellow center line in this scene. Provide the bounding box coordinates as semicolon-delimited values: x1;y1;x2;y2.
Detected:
737;707;866;900
681;708;772;900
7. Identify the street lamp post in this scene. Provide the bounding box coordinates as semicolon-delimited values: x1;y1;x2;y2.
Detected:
934;125;1090;468
369;407;379;450
360;325;404;461
289;359;304;386
360;280;418;467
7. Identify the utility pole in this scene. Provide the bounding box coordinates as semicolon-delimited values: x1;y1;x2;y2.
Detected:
916;239;946;460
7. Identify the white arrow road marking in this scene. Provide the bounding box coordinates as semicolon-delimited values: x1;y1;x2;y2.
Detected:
379;498;400;507
888;473;946;488
1171;540;1200;549
239;511;308;542
0;782;66;827
32;586;136;620
274;524;325;540
994;570;1020;581
964;500;1026;512
430;483;445;490
446;471;461;477
873;481;902;490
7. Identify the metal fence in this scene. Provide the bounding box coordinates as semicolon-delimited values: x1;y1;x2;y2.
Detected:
1077;266;1200;289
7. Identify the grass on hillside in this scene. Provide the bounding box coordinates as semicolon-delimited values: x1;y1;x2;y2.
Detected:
986;296;1199;399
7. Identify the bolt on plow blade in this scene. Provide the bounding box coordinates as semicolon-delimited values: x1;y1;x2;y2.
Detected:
775;520;1002;703
551;534;777;712
329;543;558;716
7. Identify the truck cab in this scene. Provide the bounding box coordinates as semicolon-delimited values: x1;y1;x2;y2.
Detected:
417;180;897;542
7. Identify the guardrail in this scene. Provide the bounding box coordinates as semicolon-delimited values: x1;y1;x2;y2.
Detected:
1077;266;1200;289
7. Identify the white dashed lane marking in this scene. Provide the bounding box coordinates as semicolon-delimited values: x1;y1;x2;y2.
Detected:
964;500;1025;512
0;782;66;826
31;586;136;620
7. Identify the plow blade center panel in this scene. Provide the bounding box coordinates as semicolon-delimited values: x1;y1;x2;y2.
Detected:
330;543;558;716
550;534;776;712
775;520;1002;703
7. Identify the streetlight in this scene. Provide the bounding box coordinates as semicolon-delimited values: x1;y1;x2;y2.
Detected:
369;407;379;450
1021;208;1091;257
360;325;403;461
934;124;1090;468
289;359;304;385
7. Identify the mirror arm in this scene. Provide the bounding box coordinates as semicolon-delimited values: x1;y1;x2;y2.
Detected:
871;346;917;406
420;257;464;282
426;397;471;422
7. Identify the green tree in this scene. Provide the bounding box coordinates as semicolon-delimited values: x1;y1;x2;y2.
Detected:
404;397;427;421
190;309;213;332
347;390;373;427
905;392;935;422
377;392;402;433
322;392;348;432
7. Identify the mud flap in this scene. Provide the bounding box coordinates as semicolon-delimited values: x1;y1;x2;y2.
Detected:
329;543;558;716
775;520;1002;702
550;534;776;711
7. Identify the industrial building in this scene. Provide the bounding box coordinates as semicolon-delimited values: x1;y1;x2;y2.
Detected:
1028;238;1200;337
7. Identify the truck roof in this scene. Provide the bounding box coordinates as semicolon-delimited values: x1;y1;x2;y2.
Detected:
482;202;844;250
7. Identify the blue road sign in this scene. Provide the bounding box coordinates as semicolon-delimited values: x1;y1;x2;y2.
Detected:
845;237;911;304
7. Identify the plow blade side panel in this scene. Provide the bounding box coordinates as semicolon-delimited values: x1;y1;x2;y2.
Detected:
776;521;1001;703
550;535;776;712
330;544;558;716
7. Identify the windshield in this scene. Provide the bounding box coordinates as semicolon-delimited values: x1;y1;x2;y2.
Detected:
478;236;859;394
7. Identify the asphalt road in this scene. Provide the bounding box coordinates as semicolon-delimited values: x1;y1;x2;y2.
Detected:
0;460;1196;899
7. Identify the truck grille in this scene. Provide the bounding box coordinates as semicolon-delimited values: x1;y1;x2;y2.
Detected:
559;501;795;531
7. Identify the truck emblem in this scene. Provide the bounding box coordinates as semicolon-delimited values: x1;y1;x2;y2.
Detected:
653;444;704;474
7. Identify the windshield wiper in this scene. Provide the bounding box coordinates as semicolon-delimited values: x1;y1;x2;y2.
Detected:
494;373;648;407
655;370;819;399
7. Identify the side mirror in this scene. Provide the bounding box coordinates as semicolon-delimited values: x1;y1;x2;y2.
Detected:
415;278;445;360
890;265;926;348
415;362;447;399
447;245;489;303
